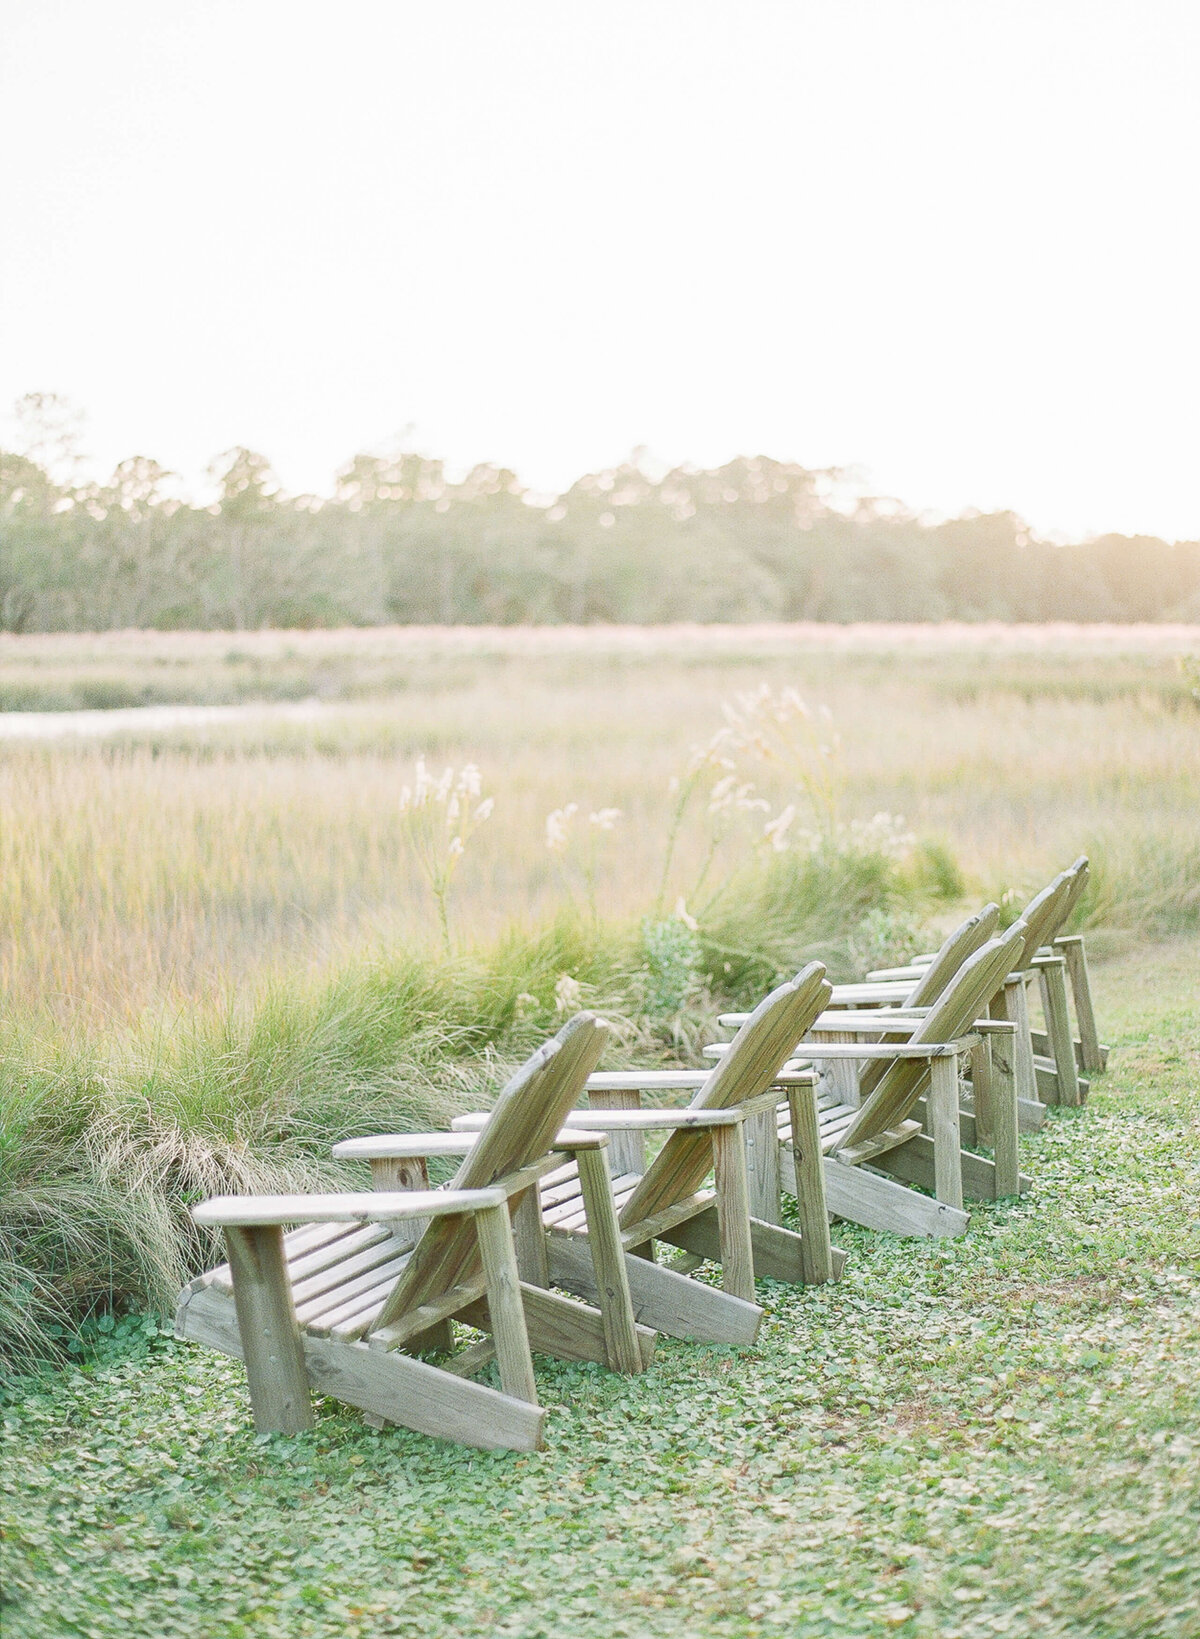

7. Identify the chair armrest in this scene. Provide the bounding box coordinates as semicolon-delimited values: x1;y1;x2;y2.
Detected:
826;982;918;1005
808;1010;924;1033
864;965;925;981
1028;953;1067;970
331;1133;478;1161
192;1187;507;1227
545;1128;610;1151
586;1070;709;1091
793;1037;976;1061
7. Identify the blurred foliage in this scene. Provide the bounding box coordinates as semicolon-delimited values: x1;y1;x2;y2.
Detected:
3;427;1199;631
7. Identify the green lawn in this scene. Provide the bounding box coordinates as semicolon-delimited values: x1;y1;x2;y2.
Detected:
4;939;1198;1639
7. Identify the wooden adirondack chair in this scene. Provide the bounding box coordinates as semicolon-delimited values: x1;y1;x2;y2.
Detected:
454;964;842;1348
869;858;1101;1107
709;925;1028;1237
176;1014;654;1452
800;924;1028;1237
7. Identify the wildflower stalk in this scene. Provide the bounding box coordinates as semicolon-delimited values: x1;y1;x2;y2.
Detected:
398;759;494;954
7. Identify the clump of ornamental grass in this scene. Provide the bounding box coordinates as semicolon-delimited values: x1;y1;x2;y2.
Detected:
398;758;495;952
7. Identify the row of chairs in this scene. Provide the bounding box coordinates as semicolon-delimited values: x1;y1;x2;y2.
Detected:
178;857;1105;1450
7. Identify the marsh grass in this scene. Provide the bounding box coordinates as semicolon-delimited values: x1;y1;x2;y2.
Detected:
1;624;1198;1368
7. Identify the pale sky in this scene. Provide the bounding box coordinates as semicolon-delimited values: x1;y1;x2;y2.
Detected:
2;0;1198;540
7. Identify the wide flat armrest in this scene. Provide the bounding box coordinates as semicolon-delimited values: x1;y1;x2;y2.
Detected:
790;1038;975;1060
1028;953;1066;970
332;1133;478;1161
827;981;917;1004
447;1113;610;1151
809;1010;924;1032
587;1070;709;1091
865;964;925;982
192;1187;507;1227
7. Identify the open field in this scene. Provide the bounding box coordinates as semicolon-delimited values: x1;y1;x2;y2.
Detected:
2;624;1199;1635
1;622;1198;1369
3;623;1198;1024
4;938;1199;1639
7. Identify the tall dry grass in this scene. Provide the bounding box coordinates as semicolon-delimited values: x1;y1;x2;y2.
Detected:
1;623;1197;1370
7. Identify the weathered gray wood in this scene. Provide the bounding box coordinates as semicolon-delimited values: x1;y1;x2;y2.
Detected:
987;1024;1021;1198
619;964;832;1229
378;1014;608;1330
711;1124;756;1303
178;1283;544;1448
223;1225;313;1435
743;1104;782;1224
194;1188;505;1227
1040;958;1082;1106
547;1233;762;1344
836;924;1025;1151
510;1186;550;1287
369;1155;430;1250
786;1082;835;1283
334;1134;477;1160
1000;975;1039;1108
1056;935;1105;1071
585;1087;646;1176
872;1132;1030;1200
474;1202;538;1405
822;1157;970;1237
368;1278;489;1349
620;1191;717;1248
458;1284;655;1371
574;1146;645;1373
971;1035;994;1147
927;1055;964;1211
659;1205;847;1283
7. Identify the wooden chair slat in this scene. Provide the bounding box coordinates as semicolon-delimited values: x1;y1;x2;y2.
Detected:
618;964;831;1230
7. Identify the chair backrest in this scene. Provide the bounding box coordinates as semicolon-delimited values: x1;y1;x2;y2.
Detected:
846;902;1002;1104
836;921;1027;1153
376;1012;610;1328
1048;855;1089;942
902;902;1001;1007
1014;870;1073;966
618;962;831;1230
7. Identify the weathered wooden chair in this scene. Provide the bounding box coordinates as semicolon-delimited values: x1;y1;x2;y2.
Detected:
710;925;1028;1238
869;858;1102;1107
454;964;842;1347
176;1013;654;1452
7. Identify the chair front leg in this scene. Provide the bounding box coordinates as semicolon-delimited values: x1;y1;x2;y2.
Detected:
474;1203;539;1405
711;1123;756;1304
1040;959;1082;1105
927;1056;964;1213
224;1224;314;1436
786;1084;835;1283
1056;935;1104;1072
988;1026;1021;1197
574;1145;645;1374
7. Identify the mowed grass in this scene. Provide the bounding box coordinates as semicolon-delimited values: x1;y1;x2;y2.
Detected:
2;623;1198;1024
3;940;1199;1639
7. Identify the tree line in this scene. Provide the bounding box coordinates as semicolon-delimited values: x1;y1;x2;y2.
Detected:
2;438;1198;631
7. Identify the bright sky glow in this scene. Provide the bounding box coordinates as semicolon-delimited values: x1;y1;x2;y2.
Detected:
2;0;1198;539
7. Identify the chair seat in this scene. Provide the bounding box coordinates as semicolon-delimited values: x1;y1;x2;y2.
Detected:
201;1217;416;1341
538;1156;645;1234
775;1089;861;1154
